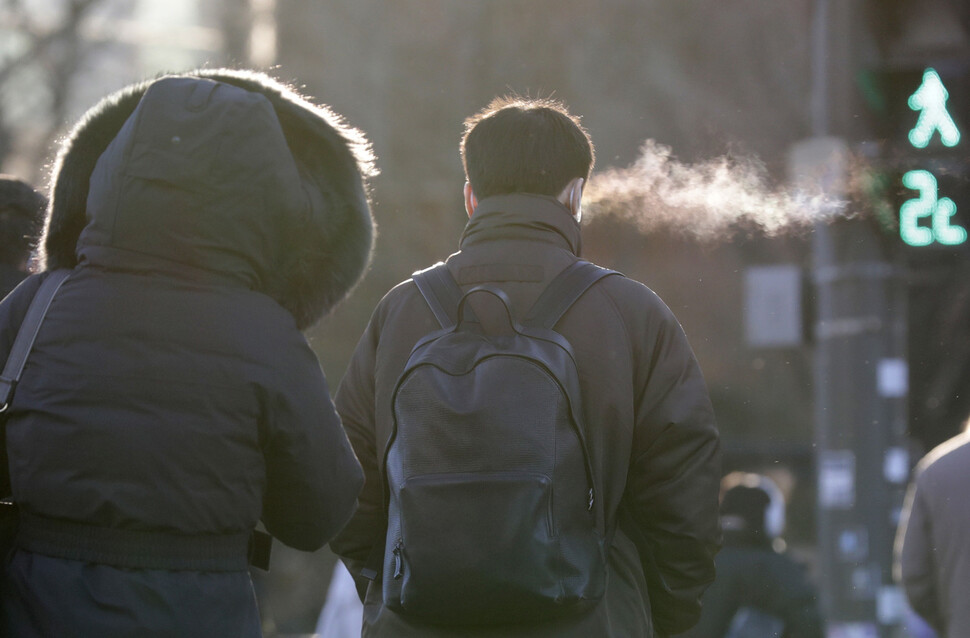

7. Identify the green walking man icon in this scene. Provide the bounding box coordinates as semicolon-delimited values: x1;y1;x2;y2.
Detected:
908;68;961;149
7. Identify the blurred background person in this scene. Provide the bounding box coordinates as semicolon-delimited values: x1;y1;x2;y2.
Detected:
682;471;824;638
0;175;45;297
895;415;970;638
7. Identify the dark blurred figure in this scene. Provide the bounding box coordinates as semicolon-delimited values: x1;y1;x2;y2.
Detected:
0;70;375;637
0;175;45;296
684;472;824;638
896;416;970;638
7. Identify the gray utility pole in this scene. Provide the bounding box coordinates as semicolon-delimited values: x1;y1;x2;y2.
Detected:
801;0;910;635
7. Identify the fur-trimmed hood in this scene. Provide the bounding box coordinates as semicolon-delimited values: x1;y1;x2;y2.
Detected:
40;69;376;330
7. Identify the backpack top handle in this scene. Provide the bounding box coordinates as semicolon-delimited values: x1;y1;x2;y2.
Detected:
413;260;620;334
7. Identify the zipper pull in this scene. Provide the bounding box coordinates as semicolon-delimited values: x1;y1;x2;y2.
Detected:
392;541;403;580
588;488;595;511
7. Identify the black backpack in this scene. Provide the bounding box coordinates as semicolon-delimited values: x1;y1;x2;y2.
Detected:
381;260;618;625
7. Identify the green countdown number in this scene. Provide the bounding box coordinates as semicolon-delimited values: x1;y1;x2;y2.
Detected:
900;170;966;247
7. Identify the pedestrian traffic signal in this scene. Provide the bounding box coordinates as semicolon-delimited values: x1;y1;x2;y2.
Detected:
870;64;969;249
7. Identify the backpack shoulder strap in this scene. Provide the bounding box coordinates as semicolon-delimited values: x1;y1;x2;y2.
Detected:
0;269;72;410
523;261;620;330
411;262;465;329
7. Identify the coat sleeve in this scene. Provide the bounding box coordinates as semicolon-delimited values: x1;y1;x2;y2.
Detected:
619;290;722;636
897;475;943;633
260;338;364;552
328;309;384;599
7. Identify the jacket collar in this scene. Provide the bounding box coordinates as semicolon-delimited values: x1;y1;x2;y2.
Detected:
459;193;582;255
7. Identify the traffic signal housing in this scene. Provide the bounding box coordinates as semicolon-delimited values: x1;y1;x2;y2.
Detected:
863;62;970;451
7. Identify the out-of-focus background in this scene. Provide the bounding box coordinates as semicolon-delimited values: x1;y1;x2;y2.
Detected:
2;1;968;636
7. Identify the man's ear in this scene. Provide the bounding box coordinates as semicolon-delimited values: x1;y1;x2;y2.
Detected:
559;177;584;223
464;182;478;218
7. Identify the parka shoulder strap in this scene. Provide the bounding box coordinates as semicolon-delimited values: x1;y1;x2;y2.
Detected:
0;269;72;411
523;260;620;330
412;262;478;329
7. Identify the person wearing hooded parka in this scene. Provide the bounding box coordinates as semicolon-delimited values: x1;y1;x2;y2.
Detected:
0;69;375;637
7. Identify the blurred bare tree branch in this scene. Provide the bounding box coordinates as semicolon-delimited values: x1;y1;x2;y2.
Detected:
0;0;105;177
0;0;99;85
218;0;251;65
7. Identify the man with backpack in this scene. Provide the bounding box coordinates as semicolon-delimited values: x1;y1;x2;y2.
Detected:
330;96;722;637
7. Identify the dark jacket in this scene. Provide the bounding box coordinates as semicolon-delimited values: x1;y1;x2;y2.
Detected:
330;194;722;637
0;265;26;301
682;529;823;638
897;430;970;638
0;73;373;637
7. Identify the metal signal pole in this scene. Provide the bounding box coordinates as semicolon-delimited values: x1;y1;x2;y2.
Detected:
802;0;910;635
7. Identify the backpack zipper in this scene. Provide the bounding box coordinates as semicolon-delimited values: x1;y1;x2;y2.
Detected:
392;540;404;580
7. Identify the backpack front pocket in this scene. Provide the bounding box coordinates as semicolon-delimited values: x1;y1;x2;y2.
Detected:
385;471;561;624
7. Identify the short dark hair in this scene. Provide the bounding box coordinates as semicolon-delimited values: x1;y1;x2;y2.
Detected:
460;96;594;200
0;175;45;267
